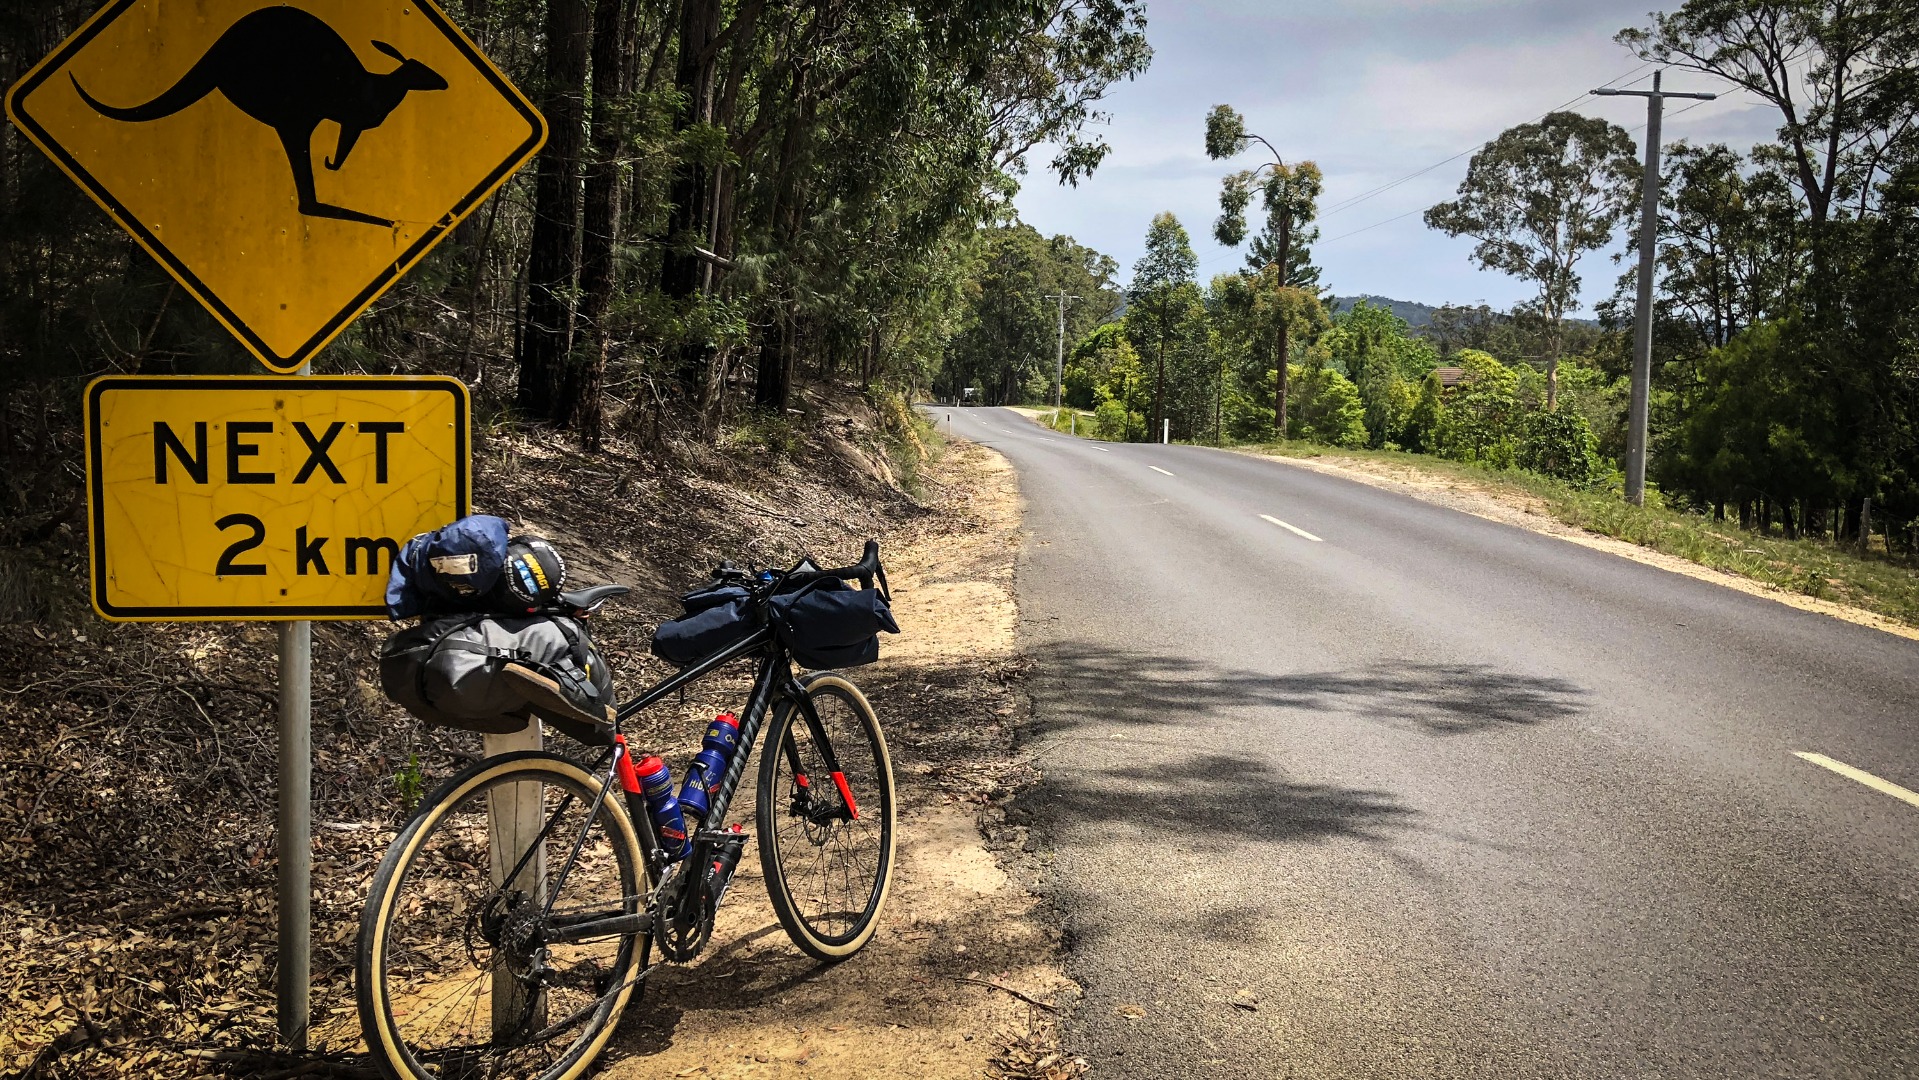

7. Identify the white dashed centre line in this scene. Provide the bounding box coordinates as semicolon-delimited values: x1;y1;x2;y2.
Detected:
1259;514;1323;542
1795;752;1919;810
1092;446;1110;453
1148;466;1175;477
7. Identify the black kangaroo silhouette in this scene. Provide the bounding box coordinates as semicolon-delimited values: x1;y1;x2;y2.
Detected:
70;7;448;227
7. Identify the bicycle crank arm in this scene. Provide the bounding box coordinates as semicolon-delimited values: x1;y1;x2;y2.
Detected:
541;910;654;944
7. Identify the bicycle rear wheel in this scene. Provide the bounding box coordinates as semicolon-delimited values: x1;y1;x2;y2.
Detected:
756;674;897;960
358;750;649;1080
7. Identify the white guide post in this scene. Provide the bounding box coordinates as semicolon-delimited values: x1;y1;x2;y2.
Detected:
485;722;546;1035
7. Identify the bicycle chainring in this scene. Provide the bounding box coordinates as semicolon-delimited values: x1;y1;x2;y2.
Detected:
652;863;714;962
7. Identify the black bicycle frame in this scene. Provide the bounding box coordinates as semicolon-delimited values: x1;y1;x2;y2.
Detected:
496;622;848;951
606;625;839;878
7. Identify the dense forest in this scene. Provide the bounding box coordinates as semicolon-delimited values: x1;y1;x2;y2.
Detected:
5;0;1917;598
0;0;1150;546
947;0;1919;558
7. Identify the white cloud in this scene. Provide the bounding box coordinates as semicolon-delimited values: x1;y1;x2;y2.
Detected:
1011;0;1791;315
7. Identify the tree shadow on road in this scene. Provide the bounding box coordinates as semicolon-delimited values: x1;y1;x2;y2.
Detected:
1029;641;1589;737
1005;642;1591;853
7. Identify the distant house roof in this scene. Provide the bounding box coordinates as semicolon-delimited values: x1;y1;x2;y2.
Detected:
1432;366;1467;387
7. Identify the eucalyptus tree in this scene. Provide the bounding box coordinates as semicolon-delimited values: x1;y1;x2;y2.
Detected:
1424;111;1638;409
1619;0;1919;227
1205;104;1323;436
1126;213;1203;439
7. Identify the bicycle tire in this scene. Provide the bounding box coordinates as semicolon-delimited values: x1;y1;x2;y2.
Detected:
358;751;648;1080
756;674;897;960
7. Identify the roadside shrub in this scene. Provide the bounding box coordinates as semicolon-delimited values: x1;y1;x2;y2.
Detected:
1287;364;1368;448
1518;408;1606;486
1436;349;1520;463
1094;399;1135;441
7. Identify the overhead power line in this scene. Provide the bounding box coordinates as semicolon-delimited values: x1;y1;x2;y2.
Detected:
1318;75;1745;248
1317;62;1657;220
1196;62;1662;270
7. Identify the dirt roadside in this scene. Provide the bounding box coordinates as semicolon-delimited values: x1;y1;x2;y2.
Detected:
596;436;1081;1080
0;405;1077;1079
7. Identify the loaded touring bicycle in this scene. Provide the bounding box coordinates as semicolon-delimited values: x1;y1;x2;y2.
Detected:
361;535;899;1080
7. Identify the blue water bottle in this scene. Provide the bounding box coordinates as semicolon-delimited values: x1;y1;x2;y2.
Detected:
678;713;741;827
633;754;689;860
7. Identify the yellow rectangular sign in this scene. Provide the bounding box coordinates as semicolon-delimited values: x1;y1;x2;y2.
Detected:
86;376;469;620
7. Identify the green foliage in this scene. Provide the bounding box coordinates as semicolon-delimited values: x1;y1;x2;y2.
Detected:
1323;300;1437;447
1434;350;1522;464
1517;408;1607;486
393;754;427;814
1065;322;1140;409
1093;398;1136;441
1126;214;1214;437
1425;111;1637;397
1405;372;1447;454
939;224;1122;405
1286;364;1368;448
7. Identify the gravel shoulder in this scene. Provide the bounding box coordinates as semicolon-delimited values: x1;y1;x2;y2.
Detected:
598;437;1080;1079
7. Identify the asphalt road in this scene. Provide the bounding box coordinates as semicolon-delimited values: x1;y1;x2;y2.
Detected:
929;406;1919;1079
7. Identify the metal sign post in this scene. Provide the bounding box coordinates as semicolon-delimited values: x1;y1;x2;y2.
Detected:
276;619;312;1048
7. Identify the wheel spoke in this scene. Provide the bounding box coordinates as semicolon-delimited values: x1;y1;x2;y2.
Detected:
361;756;647;1080
759;680;895;956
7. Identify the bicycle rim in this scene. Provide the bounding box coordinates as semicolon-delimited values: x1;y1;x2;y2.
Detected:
358;752;647;1080
757;675;896;959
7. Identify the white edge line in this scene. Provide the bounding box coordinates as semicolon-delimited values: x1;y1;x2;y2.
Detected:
1148;465;1175;477
1259;514;1324;543
1795;752;1919;810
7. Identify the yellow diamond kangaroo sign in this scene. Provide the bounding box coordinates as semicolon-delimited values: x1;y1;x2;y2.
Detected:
5;1;545;373
87;377;470;621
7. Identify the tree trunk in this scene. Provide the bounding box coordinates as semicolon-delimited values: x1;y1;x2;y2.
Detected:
517;0;591;421
1275;318;1291;440
568;0;629;449
754;66;809;412
1273;216;1291;439
1152;309;1167;444
1546;317;1561;411
662;0;724;392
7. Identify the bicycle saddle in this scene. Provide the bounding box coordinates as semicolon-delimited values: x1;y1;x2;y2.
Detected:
561;584;631;612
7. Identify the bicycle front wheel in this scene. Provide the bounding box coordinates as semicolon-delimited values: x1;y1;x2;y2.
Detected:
756;674;897;960
358;750;649;1080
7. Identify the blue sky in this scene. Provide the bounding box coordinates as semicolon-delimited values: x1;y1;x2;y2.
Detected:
1012;0;1785;316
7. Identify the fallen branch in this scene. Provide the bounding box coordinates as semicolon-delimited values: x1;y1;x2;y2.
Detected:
952;976;1058;1012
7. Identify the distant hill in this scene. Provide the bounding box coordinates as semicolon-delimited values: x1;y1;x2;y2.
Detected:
1329;294;1439;327
1329;294;1600;329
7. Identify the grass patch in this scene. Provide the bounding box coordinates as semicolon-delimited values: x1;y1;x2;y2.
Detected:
1005;406;1105;439
879;392;944;500
1241;440;1919;629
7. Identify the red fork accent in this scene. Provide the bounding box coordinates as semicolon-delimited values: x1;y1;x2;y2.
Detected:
831;771;859;820
613;736;643;795
794;773;810;789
